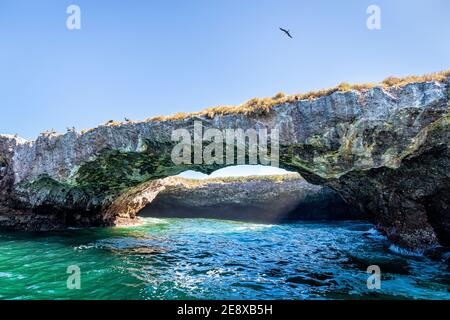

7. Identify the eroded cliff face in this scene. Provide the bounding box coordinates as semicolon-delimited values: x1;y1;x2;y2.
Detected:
109;175;362;223
0;76;448;250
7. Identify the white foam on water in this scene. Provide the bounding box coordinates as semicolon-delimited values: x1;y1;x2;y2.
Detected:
364;228;387;240
234;224;274;231
366;228;379;235
0;272;13;278
73;244;95;251
388;244;424;257
141;217;169;225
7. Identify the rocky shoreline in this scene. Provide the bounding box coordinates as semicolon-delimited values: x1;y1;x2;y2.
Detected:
0;71;449;250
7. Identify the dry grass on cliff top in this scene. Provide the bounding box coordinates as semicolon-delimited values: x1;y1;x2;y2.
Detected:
142;70;450;122
75;70;449;135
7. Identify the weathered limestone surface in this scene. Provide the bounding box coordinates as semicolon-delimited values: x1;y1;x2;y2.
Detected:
110;175;362;223
0;76;449;250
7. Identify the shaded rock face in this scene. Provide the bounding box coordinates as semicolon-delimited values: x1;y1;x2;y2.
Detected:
137;176;363;222
0;77;449;250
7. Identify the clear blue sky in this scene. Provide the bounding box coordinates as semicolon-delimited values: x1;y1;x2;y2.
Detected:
1;0;449;139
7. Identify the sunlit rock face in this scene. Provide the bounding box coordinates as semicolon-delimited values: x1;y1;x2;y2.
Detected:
0;76;448;250
116;175;363;223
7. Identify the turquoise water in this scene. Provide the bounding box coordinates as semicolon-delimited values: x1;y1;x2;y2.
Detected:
0;218;448;300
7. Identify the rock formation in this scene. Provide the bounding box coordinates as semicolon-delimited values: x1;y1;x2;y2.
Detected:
0;71;449;251
113;174;362;222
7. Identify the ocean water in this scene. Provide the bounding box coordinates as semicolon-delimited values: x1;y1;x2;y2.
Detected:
0;218;448;300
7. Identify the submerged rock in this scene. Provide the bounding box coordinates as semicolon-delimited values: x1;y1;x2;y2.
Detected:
0;71;449;251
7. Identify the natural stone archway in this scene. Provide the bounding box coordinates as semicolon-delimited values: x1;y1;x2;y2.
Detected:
0;74;449;251
106;174;363;225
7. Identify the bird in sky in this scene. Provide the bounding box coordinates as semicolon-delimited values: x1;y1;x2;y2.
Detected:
279;27;293;39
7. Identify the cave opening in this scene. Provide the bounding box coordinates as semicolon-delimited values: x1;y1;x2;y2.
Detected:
135;165;365;223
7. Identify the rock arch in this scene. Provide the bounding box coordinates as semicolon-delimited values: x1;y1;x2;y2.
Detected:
0;77;449;250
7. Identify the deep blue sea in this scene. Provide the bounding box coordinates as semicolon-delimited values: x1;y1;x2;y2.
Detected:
0;218;448;300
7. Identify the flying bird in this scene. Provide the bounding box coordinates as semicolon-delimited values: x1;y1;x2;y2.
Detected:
279;27;293;39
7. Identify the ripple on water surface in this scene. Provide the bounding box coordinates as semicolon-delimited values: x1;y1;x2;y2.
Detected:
0;218;449;300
